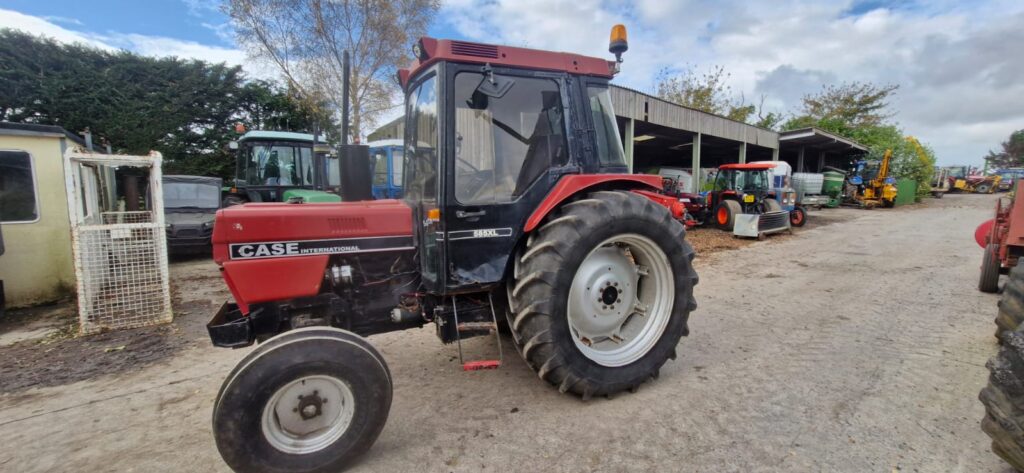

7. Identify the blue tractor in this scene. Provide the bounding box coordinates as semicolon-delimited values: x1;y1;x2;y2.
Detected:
368;139;404;199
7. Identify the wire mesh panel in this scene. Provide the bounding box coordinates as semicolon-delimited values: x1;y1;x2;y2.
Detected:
64;150;172;334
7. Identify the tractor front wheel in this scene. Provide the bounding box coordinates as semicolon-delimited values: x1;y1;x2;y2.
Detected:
509;190;698;399
714;200;742;231
212;328;392;473
981;243;1002;293
790;206;807;227
977;183;993;194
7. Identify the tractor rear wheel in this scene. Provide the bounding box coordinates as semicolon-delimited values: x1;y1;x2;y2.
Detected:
212;327;392;473
764;198;782;213
980;330;1024;470
996;262;1024;342
981;243;1002;293
978;183;993;194
790;207;807;227
509;190;698;399
714;200;741;231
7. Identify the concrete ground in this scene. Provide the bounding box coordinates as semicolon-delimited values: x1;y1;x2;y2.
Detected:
0;194;1011;472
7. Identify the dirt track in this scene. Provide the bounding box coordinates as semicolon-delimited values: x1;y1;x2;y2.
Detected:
0;194;1011;472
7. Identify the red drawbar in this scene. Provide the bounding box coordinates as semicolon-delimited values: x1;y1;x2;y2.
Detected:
399;37;614;88
524;174;662;232
633;189;685;219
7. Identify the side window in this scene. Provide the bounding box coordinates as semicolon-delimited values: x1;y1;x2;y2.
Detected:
372;152;388;186
392;148;404;186
404;75;439;202
454;72;567;205
587;86;626;166
0;150;39;222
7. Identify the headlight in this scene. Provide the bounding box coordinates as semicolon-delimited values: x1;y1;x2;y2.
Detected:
203;221;214;228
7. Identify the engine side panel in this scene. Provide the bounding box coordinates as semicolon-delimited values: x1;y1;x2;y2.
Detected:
212;199;413;264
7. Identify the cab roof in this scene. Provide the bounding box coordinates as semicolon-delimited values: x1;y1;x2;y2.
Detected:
719;163;777;171
398;37;615;89
239;130;316;143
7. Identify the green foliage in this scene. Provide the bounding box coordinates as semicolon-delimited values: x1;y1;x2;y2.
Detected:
0;28;333;178
781;81;933;196
984;129;1024;168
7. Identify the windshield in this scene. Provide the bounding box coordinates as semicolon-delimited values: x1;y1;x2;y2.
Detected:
241;142;314;186
715;169;768;191
859;162;881;180
163;182;220;209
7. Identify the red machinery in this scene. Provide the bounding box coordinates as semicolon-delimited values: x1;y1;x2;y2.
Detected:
206;27;699;473
976;194;1024;292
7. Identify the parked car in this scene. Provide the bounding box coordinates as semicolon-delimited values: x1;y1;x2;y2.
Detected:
162;175;222;254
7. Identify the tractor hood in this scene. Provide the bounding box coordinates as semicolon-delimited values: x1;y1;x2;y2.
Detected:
211;199;414;265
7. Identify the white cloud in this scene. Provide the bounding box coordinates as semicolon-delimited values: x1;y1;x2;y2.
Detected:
439;0;1024;165
0;8;277;80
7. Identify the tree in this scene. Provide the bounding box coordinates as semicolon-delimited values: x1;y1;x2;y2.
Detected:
226;0;439;142
0;28;326;178
984;129;1024;169
788;81;899;129
655;65;756;123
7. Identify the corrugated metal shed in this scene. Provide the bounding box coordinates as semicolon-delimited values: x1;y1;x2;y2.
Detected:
610;85;779;149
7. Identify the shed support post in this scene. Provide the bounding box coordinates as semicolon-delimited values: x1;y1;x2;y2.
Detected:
818;151;825;172
739;142;747;164
772;148;779;162
624;118;634;173
797;146;805;172
691;133;702;193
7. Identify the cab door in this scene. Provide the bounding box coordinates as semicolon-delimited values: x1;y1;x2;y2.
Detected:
443;67;572;289
403;71;445;291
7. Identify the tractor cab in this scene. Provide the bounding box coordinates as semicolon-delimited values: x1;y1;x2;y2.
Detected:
224;130;339;205
398;37;631;292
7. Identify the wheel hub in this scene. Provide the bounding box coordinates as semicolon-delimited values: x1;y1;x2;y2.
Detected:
261;375;355;454
567;247;638;341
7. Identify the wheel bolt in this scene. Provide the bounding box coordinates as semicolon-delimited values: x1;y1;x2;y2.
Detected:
613;282;619;287
617;299;622;303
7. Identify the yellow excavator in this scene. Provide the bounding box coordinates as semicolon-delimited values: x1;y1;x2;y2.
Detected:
847;149;898;208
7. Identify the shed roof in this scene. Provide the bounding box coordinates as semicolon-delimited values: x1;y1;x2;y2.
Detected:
779;127;868;153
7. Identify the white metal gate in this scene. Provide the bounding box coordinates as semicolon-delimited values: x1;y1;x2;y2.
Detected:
64;150;172;334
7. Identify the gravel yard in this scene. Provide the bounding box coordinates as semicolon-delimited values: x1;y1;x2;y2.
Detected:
0;194;1009;472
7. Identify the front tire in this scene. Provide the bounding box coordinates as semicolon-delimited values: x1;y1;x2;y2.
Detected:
790;206;807;227
714;200;741;231
978;183;993;194
509;190;698;399
213;328;392;473
981;243;1001;293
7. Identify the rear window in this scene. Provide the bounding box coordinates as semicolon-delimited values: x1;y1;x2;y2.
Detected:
0;150;39;222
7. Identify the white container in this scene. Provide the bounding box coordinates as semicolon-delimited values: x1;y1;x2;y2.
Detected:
793;172;824;195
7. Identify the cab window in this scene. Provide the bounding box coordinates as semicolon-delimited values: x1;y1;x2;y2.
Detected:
453;72;567;205
587;86;625;166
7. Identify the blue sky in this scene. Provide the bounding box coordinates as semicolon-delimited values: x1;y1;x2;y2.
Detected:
2;0;1023;165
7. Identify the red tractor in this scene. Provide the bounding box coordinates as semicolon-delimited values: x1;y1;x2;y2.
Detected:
205;28;698;472
703;163;790;238
977;192;1024;292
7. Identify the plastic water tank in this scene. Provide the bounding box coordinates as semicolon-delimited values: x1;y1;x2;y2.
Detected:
792;173;824;195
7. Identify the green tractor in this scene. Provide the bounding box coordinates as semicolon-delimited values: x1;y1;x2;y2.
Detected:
223;130;342;206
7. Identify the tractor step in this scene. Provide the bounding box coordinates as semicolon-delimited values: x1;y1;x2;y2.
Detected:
457;321;496;332
462;360;502;371
451;294;504;372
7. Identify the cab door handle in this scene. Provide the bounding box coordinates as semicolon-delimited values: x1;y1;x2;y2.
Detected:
456;209;486;219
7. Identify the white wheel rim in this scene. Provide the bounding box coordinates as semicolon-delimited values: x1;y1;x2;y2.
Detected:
261;375;355;454
567;233;675;367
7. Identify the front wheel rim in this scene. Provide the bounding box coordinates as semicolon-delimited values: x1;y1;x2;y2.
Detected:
261;375;356;454
566;233;675;367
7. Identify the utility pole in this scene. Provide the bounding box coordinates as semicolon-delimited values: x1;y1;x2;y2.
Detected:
342;50;350;146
